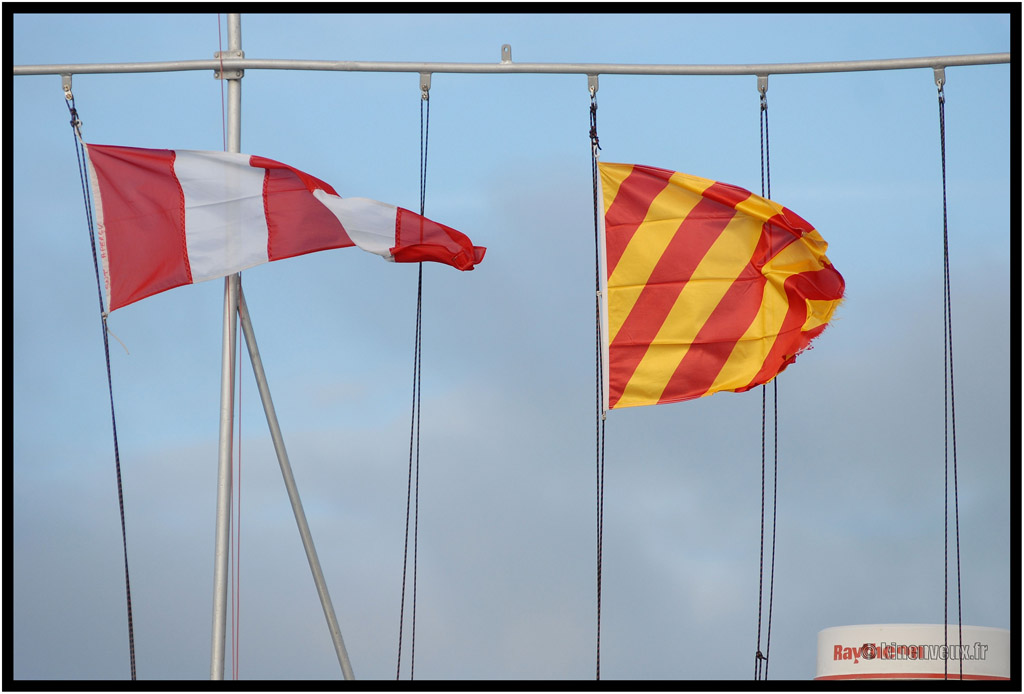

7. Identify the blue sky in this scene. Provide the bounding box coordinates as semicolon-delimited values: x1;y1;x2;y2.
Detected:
12;11;1013;682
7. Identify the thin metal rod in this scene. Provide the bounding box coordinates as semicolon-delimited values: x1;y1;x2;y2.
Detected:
13;52;1010;77
237;287;356;680
210;12;242;682
226;14;242;154
211;274;238;680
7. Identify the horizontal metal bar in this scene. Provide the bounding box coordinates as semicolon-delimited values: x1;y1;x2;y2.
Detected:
12;52;1011;78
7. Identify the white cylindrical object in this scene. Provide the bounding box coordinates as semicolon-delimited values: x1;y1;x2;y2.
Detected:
210;12;243;681
816;624;1010;680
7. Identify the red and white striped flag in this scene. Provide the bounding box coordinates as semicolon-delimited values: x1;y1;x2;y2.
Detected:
84;144;486;311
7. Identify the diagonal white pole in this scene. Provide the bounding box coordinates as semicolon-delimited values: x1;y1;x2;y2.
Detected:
237;287;355;680
210;12;243;681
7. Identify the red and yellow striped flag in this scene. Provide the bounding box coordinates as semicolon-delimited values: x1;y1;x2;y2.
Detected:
598;163;844;410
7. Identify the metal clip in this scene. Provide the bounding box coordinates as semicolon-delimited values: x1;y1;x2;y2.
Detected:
588;74;599;97
757;74;769;96
933;66;946;90
757;74;768;110
420;72;431;100
61;73;73;100
214;49;244;80
501;44;512;64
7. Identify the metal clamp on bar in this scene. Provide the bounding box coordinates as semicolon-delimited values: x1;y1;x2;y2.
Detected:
62;73;73;100
588;74;599;96
214;49;244;80
420;72;431;100
501;44;512;64
757;74;769;96
934;66;946;89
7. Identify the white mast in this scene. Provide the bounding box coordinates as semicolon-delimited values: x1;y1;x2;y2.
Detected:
207;15;354;681
209;13;242;681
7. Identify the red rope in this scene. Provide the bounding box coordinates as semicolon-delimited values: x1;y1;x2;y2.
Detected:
233;312;242;679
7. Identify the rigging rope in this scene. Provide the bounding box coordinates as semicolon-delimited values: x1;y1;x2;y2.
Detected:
397;85;430;681
588;83;607;681
936;74;964;681
67;96;137;681
763;383;778;680
754;80;778;682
